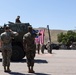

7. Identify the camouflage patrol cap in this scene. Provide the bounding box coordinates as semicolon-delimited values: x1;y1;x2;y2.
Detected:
28;26;33;32
28;26;32;29
4;25;10;30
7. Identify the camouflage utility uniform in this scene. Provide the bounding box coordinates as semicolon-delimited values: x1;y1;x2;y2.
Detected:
23;26;40;73
46;42;52;54
0;29;18;72
23;32;36;71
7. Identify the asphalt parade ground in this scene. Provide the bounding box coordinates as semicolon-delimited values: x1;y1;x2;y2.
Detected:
0;50;76;75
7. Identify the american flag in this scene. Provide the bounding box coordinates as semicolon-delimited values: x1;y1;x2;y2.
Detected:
35;29;45;44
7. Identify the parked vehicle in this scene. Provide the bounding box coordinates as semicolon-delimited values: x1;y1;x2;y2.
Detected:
51;43;59;50
44;43;59;50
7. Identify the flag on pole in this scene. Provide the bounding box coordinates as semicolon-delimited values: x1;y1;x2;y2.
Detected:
35;29;45;44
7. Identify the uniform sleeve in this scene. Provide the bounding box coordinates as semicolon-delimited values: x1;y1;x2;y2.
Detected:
11;31;18;36
0;34;4;41
23;34;27;44
23;34;27;51
23;34;26;40
0;35;2;48
0;34;4;47
0;35;1;40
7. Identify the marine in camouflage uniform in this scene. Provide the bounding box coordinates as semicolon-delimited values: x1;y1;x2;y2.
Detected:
46;41;52;54
23;26;41;73
0;25;18;72
15;16;21;23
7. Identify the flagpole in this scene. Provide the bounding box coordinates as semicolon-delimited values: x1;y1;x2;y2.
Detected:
47;25;51;43
47;25;52;53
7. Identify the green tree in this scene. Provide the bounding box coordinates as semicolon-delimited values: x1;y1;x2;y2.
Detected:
57;32;64;43
57;30;76;49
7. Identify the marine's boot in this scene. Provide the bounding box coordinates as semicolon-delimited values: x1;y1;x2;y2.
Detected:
4;66;7;72
28;67;31;73
7;66;11;72
30;67;35;73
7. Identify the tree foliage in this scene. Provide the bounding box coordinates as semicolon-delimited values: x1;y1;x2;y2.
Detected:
57;30;76;47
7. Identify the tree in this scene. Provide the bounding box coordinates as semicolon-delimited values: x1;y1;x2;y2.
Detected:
57;30;76;49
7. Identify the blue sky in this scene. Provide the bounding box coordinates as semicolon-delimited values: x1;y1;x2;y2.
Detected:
0;0;76;30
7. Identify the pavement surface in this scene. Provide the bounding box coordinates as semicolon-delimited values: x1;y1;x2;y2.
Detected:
0;50;76;75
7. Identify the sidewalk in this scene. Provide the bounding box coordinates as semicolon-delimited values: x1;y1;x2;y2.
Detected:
0;50;76;75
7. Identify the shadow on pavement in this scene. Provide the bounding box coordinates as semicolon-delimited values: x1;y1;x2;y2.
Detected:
8;72;25;75
35;59;48;63
0;58;48;64
8;72;50;75
34;73;51;75
11;59;48;63
0;58;2;62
